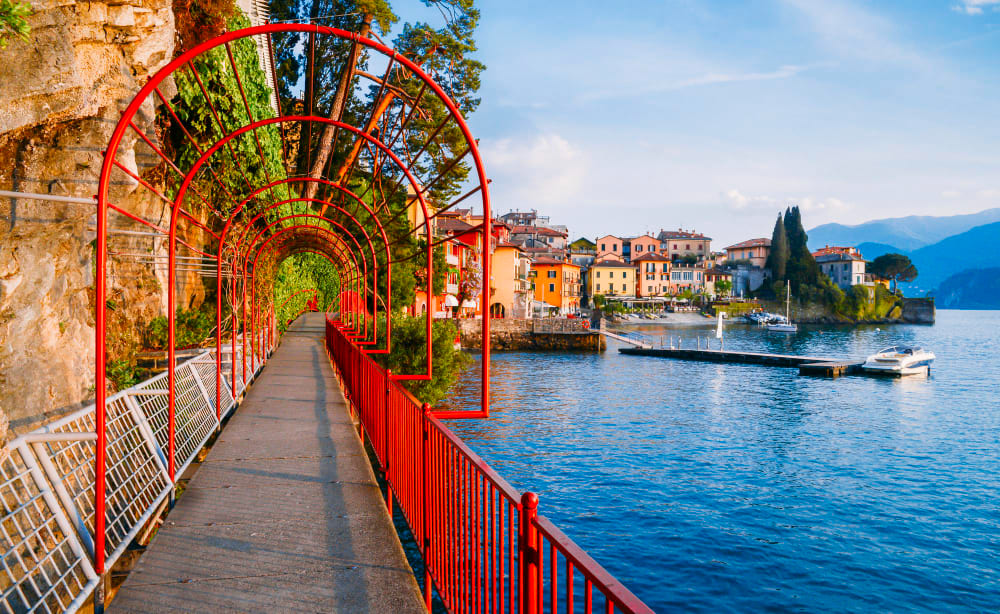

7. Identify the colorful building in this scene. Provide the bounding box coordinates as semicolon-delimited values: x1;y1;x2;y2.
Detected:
594;235;624;262
632;252;671;297
658;229;712;261
588;259;636;298
621;234;660;263
813;245;867;289
724;238;771;269
489;243;533;318
531;257;582;314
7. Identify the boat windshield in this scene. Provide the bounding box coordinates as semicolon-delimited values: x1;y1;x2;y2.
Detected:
880;346;919;355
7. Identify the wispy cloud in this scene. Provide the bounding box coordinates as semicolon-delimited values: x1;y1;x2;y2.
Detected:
479;134;588;207
778;0;935;73
953;0;1000;15
579;63;827;102
723;189;850;213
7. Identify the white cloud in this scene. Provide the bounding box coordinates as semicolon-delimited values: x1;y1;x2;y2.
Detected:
779;0;934;73
722;189;779;210
480;134;588;208
723;189;850;213
942;189;963;199
953;0;1000;15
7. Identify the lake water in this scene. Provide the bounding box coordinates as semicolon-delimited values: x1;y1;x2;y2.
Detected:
441;310;1000;612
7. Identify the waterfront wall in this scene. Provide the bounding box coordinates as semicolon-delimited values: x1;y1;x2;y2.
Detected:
901;298;935;324
459;318;605;351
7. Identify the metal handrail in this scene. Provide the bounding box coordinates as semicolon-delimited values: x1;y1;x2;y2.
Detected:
324;317;653;613
0;334;276;613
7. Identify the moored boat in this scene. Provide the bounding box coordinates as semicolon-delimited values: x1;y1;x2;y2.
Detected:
862;346;935;376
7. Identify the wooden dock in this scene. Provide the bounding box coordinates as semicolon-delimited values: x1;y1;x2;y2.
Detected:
619;347;864;377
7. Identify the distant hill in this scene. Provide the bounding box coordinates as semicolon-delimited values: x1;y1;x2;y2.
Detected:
902;221;1000;294
807;208;1000;252
934;268;1000;309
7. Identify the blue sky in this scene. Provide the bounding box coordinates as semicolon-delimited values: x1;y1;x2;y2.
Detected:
392;0;1000;247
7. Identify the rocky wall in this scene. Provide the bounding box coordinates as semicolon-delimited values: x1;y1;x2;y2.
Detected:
459;318;605;352
0;0;180;435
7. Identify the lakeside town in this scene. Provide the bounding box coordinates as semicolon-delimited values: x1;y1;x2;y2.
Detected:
415;205;887;321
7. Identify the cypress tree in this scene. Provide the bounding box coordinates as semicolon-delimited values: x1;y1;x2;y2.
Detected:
784;206;821;293
765;213;789;281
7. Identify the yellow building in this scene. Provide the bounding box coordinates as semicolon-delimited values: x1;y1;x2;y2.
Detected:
490;243;532;318
531;257;581;314
588;259;636;298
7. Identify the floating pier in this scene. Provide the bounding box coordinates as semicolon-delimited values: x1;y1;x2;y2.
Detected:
619;347;865;377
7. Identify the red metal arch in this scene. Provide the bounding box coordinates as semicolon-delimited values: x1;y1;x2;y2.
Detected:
94;24;493;577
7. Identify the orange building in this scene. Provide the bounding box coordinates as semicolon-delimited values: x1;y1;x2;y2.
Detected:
632;252;671;296
531;257;582;314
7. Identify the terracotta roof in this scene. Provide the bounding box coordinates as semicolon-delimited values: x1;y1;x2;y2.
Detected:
510;225;567;237
591;259;636;269
631;252;671;262
495;242;523;250
658;229;711;241
532;256;578;267
725;238;771;250
814;252;865;262
437;217;475;233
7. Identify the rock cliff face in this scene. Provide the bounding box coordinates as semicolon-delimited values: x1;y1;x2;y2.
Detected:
0;0;178;435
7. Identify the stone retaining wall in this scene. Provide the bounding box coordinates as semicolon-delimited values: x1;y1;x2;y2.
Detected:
458;318;604;351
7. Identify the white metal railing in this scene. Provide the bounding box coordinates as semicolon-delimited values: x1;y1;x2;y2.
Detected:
0;339;272;613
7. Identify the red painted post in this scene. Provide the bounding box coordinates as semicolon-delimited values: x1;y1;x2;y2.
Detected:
384;369;393;517
520;492;539;614
421;402;432;609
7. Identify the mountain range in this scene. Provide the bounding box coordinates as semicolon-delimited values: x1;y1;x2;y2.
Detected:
807;209;1000;299
808;208;1000;252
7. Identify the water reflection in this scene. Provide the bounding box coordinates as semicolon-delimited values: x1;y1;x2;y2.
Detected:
440;311;1000;612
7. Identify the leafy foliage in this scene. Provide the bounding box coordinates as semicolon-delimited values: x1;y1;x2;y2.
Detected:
273;253;340;330
765;213;789;281
869;253;917;293
146;305;216;349
376;315;471;404
0;0;30;50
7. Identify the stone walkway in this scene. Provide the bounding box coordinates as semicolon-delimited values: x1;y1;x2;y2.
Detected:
111;313;424;613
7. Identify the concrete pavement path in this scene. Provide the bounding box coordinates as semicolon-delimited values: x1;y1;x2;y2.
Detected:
111;313;424;613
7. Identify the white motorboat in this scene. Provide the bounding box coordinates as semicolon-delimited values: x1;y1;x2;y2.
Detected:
862;346;935;376
767;280;798;333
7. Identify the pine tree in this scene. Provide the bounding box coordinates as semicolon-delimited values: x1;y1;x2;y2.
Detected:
783;206;821;293
765;213;789;281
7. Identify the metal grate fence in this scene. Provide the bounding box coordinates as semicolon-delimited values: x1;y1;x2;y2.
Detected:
0;341;270;614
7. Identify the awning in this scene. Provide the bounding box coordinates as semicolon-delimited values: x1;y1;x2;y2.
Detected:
444;294;459;307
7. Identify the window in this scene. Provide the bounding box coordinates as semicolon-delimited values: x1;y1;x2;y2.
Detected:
683;271;694;281
673;244;678;249
636;245;643;252
698;244;703;251
601;243;605;251
648;286;653;292
548;270;557;278
609;271;614;278
596;284;601;291
686;244;691;250
596;271;601;278
549;283;555;292
613;244;618;251
662;264;669;272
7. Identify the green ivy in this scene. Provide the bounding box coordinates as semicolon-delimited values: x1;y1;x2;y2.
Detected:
0;0;31;50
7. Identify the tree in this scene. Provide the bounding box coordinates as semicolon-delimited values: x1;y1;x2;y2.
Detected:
764;213;789;281
783;206;821;294
0;0;31;49
869;253;917;294
715;279;732;296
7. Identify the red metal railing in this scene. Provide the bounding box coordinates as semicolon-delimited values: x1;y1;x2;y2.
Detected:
325;318;653;614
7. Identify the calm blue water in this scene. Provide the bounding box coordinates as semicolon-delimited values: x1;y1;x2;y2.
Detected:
441;310;1000;612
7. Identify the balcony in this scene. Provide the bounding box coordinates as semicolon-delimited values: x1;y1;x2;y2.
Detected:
446;283;459;295
446;253;459;266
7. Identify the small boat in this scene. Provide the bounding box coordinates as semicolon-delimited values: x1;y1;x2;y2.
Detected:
862;346;935;376
767;280;798;333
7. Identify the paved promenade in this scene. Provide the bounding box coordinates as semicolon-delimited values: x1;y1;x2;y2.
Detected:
111;313;424;613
